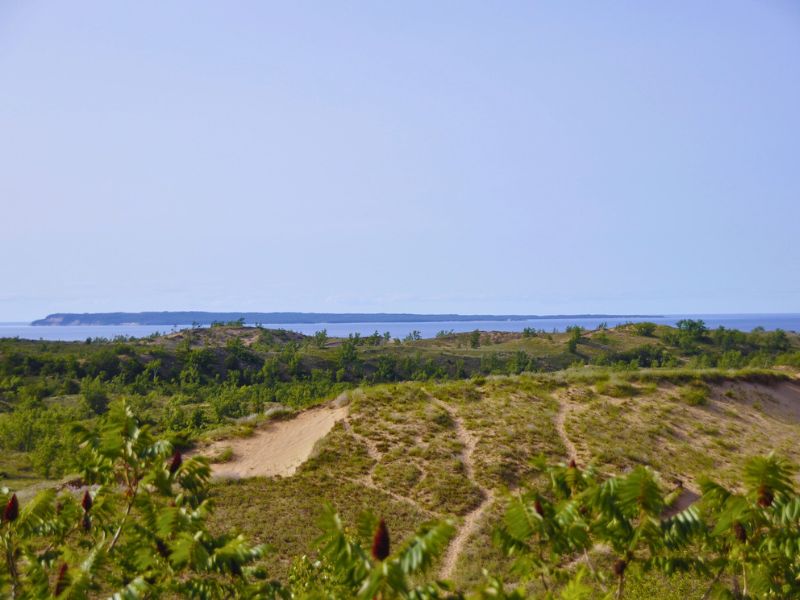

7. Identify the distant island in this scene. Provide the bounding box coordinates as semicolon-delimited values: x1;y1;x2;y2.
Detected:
30;311;661;326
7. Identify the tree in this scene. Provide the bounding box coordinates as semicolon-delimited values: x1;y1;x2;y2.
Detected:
336;338;361;381
566;326;583;354
508;350;530;375
632;322;656;337
373;355;397;382
470;330;481;349
313;329;329;349
762;329;789;353
80;376;109;415
676;319;707;340
403;330;422;343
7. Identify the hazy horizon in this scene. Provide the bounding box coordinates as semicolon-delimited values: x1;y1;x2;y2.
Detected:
7;308;800;324
9;309;800;326
5;311;800;342
2;2;799;320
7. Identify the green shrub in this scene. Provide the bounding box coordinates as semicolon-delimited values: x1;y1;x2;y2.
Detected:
632;322;657;337
597;379;639;398
680;381;710;406
211;446;234;463
80;376;109;415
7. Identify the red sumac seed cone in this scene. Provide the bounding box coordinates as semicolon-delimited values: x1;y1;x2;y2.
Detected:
371;518;390;561
757;485;774;508
169;450;183;474
54;563;69;596
733;521;747;543
534;498;544;516
81;490;92;513
612;559;627;577
3;494;18;523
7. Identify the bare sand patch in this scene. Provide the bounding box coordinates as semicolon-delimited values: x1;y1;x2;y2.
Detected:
716;381;800;422
206;404;349;479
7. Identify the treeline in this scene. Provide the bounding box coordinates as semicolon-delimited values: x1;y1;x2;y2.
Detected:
577;320;798;369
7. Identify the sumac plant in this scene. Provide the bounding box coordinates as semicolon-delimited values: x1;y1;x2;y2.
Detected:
494;455;800;599
301;505;456;599
0;400;278;599
697;454;800;598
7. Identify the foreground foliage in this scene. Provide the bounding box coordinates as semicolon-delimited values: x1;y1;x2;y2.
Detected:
1;401;275;598
495;456;800;598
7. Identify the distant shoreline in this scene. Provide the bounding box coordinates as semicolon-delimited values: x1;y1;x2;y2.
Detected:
30;311;662;326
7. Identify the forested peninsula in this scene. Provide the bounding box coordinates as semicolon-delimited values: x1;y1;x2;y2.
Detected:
30;311;658;326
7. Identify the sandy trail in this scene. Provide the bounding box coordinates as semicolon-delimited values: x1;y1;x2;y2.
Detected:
555;395;579;464
662;488;701;519
207;404;348;479
434;399;494;581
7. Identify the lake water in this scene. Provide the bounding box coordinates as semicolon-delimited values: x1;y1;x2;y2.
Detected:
1;314;799;341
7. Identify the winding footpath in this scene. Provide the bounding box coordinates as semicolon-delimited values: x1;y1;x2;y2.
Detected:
345;396;493;577
555;395;579;464
433;399;494;580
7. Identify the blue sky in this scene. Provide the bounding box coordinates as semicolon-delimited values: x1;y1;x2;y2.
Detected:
1;1;799;321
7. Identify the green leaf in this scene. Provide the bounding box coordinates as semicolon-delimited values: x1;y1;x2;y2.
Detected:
617;466;664;517
503;494;539;541
111;576;151;599
394;519;455;575
743;454;794;496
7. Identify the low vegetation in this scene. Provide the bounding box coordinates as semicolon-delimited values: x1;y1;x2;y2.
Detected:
3;394;800;598
1;321;799;597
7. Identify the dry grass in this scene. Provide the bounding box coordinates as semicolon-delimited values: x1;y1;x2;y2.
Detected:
207;370;800;590
562;379;800;488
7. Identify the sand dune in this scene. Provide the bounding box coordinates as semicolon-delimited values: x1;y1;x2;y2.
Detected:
206;404;348;478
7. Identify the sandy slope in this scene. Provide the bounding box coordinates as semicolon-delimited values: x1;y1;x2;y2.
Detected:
207;404;349;478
